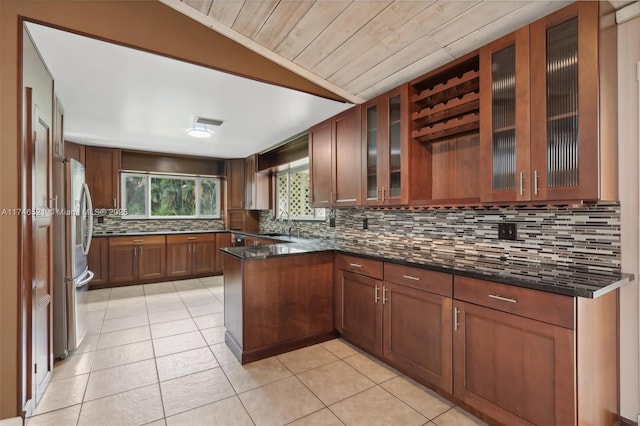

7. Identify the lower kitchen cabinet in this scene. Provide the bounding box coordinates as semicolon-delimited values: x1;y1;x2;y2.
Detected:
341;270;383;357
453;300;574;425
87;237;108;287
382;263;453;392
215;232;232;273
167;234;215;278
108;235;166;284
336;255;453;392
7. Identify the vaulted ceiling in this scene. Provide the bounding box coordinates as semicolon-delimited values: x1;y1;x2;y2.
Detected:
161;0;577;104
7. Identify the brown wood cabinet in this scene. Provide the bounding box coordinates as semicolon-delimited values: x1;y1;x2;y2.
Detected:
245;154;270;210
166;233;215;278
361;85;410;206
336;255;453;392
226;158;260;232
223;251;335;364
64;141;85;165
85;146;120;209
309;106;361;207
382;264;453;392
226;158;246;210
108;235;166;284
481;1;616;203
453;275;618;426
215;232;232;273
87;237;109;286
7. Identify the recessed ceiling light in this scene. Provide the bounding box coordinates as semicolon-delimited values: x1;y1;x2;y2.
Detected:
187;116;223;138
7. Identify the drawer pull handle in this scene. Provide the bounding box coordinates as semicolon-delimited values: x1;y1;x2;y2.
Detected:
133;239;144;243
488;294;517;304
349;263;362;268
374;285;379;303
402;275;420;281
382;286;388;304
187;237;197;240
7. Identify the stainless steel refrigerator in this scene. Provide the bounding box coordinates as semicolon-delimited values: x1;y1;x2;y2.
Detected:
53;158;94;359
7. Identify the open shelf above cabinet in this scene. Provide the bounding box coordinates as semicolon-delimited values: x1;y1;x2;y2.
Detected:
411;57;480;144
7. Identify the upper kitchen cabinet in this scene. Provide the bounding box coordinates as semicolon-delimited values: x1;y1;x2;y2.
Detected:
480;28;531;203
408;54;481;205
226;158;246;210
362;85;410;206
309;106;361;208
64;141;85;166
244;154;270;210
481;1;617;203
85;146;120;209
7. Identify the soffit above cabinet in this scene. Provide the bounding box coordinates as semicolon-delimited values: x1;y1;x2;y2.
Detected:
163;0;580;103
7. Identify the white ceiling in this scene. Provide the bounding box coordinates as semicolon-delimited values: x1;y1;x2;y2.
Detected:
25;22;353;159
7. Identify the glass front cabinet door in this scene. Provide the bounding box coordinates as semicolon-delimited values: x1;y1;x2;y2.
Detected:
480;28;530;203
361;85;409;206
529;2;599;201
481;2;601;203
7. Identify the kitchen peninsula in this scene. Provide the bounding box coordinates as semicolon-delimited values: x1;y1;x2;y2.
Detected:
222;239;337;364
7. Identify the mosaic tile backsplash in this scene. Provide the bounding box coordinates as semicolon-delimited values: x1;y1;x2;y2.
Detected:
93;216;225;234
260;204;621;273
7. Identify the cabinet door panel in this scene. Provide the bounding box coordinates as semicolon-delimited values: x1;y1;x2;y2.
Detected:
215;233;232;274
85;146;120;209
383;282;452;392
341;271;382;356
309;120;332;207
138;244;166;281
192;241;216;275
480;28;531;203
454;301;575;426
530;2;599;201
333;107;361;206
108;245;137;283
88;237;109;285
227;158;245;210
167;243;191;278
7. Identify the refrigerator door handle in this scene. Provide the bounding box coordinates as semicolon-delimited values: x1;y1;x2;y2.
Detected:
81;182;94;256
76;270;94;288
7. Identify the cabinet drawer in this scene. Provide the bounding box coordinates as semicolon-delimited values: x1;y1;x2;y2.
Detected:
336;254;383;280
109;235;166;246
454;276;574;329
384;263;452;297
166;233;215;244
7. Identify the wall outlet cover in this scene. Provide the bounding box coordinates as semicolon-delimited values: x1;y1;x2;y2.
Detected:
498;222;517;240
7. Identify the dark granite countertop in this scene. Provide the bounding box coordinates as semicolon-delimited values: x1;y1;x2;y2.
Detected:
92;229;230;237
222;236;632;299
94;230;632;298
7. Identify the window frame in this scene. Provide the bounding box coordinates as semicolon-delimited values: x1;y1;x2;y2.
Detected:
120;172;221;219
276;165;325;221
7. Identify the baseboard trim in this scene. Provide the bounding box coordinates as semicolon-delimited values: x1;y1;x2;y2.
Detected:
620;416;638;426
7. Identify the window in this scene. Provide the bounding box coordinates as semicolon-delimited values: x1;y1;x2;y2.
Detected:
276;166;325;220
121;173;220;219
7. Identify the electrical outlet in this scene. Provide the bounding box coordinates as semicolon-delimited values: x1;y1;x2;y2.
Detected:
97;216;104;224
362;217;368;229
498;222;517;240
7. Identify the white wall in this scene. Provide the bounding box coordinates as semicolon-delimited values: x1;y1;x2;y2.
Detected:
618;10;640;421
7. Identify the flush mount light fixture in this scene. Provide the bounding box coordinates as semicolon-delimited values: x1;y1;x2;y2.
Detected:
187;116;223;138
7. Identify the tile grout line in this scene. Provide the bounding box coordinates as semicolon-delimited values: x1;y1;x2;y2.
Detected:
142;285;167;425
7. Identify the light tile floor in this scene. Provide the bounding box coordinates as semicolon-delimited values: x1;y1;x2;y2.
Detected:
27;276;487;426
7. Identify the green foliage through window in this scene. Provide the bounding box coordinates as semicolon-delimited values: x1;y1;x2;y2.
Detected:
121;173;220;219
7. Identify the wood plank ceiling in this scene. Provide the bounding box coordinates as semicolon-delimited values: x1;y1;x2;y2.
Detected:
161;0;575;104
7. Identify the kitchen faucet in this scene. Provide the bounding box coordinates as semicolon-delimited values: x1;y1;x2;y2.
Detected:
279;210;292;236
